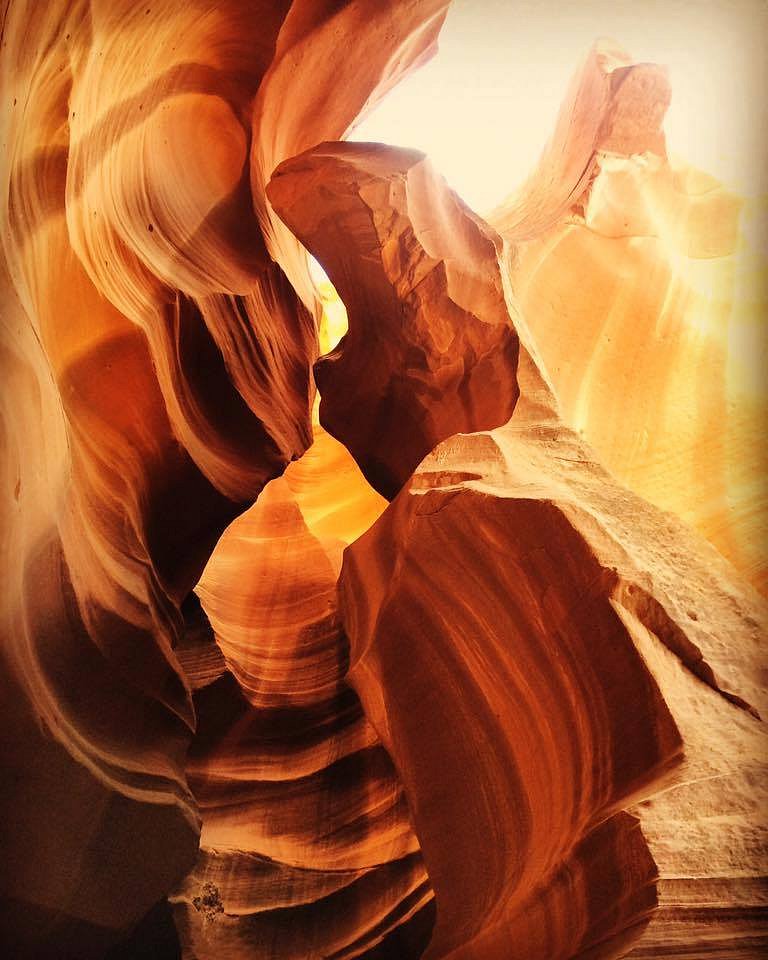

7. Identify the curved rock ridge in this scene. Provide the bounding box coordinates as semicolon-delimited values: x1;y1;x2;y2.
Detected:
488;41;672;243
341;418;767;960
170;426;433;958
266;139;767;957
4;3;765;957
488;42;767;595
0;1;448;953
268;142;521;498
251;0;451;314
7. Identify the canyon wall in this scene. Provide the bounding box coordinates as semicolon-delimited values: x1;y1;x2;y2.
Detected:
1;4;764;959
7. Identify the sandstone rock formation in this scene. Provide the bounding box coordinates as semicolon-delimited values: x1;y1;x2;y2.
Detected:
268;145;521;498
489;42;767;596
169;425;436;960
0;1;447;954
269;137;767;960
1;4;765;960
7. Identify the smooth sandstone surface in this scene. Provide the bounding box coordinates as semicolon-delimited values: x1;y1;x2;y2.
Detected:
168;425;434;960
0;1;447;954
489;43;767;596
1;5;765;960
269;136;766;959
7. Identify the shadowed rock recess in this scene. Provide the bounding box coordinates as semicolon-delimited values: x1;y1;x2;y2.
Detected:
1;4;765;960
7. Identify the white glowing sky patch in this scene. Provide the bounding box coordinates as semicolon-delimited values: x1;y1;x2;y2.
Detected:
351;0;767;213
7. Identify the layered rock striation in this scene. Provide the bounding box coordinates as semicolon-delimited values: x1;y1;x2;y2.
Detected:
268;136;767;959
169;426;436;959
0;1;447;954
1;5;765;960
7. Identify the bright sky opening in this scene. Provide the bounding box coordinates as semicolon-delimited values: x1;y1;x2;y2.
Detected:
351;0;768;214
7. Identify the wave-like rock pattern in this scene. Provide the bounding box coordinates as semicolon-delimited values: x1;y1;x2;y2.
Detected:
3;4;765;959
342;418;767;960
268;138;767;958
170;424;436;958
0;1;447;954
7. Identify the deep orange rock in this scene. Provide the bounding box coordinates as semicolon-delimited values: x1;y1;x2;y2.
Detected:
0;1;447;954
169;428;432;958
269;143;521;498
269;139;767;958
1;5;765;960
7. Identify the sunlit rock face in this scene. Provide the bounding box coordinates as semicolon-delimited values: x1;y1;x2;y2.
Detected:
275;139;766;959
489;43;767;596
2;5;766;960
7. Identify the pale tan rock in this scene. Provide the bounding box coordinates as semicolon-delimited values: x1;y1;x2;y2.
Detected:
489;42;767;595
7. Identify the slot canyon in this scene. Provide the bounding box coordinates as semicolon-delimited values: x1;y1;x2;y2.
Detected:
0;1;765;958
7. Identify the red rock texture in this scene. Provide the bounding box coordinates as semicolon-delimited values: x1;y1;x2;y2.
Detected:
1;6;765;960
268;144;521;497
169;429;434;959
270;137;766;959
0;1;446;954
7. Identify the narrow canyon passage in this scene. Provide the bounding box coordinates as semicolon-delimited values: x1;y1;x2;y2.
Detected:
0;2;765;959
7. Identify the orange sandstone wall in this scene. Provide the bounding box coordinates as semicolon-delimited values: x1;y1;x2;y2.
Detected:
1;6;765;960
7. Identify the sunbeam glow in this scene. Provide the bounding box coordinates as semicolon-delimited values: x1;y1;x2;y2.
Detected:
352;0;768;213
